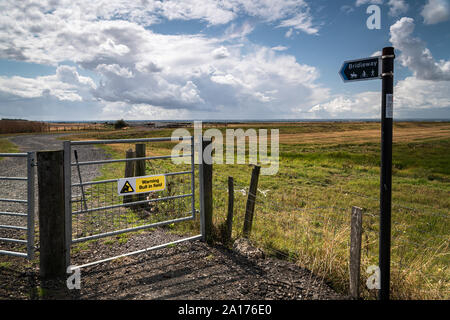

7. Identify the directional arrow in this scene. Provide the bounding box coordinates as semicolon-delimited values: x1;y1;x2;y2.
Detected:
339;56;381;82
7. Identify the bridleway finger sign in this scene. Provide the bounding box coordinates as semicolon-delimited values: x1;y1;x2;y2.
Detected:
117;174;166;196
339;56;381;82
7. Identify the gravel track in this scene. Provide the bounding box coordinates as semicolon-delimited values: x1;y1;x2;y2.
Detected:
0;134;110;254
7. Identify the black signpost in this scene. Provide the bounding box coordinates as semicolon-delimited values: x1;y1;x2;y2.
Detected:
340;47;395;300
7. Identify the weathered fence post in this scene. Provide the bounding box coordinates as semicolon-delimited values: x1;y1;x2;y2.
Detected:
37;150;66;279
225;176;234;243
200;137;213;243
349;206;363;299
135;143;146;205
123;148;135;206
243;165;261;238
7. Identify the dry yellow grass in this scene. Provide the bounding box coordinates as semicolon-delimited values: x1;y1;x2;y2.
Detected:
279;123;450;144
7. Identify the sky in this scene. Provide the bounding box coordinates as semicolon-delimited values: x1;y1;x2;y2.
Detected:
0;0;449;121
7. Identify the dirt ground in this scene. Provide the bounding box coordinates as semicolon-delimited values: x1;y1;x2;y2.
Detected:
0;228;344;300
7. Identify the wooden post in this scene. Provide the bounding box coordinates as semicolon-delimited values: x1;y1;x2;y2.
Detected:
201;138;213;243
243;165;260;238
349;206;363;299
37;150;66;279
135;143;146;204
225;176;234;243
123;149;135;206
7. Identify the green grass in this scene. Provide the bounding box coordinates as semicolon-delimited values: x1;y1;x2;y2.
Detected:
0;138;19;159
64;122;450;300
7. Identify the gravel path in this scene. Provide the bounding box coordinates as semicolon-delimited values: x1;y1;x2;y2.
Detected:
0;134;110;254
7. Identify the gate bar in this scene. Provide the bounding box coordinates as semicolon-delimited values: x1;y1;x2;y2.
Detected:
71;136;191;145
0;177;28;181
71;170;192;187
72;213;197;243
0;250;28;258
69;234;202;271
0;211;27;217
0;225;27;231
0;237;27;244
71;193;192;215
0;153;27;157
72;154;190;166
0;198;27;203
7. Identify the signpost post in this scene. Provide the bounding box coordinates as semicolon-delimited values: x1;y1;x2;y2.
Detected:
339;47;395;300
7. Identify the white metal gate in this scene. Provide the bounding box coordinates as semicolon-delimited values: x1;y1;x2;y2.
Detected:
63;136;203;269
0;152;35;259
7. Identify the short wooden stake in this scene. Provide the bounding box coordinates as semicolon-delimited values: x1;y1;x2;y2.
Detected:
242;165;260;238
225;176;234;243
349;206;363;299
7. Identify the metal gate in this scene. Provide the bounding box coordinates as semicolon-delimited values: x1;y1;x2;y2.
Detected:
63;136;203;269
0;152;35;259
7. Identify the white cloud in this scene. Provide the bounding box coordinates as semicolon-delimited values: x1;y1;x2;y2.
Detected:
222;22;255;40
306;77;450;119
304;92;380;119
0;65;95;102
277;11;319;35
271;46;289;51
389;17;450;81
387;0;409;16
371;50;382;57
0;1;328;119
96;64;134;78
395;77;450;111
341;5;355;14
285;28;294;38
355;0;383;7
421;0;450;24
212;46;231;59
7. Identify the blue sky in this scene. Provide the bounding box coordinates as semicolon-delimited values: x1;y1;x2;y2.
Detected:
0;0;449;121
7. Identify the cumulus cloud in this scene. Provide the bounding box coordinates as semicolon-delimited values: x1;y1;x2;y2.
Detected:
0;1;328;118
0;65;95;102
395;77;450;111
304;92;381;119
389;17;450;81
306;76;450;119
96;64;134;78
421;0;450;24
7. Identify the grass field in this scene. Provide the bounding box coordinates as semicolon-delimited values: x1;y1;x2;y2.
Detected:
53;121;450;299
0;138;19;159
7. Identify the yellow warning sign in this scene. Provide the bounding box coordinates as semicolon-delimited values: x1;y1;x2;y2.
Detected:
136;175;165;193
117;174;166;196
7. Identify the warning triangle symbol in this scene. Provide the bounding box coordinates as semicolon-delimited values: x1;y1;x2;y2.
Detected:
120;181;134;194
